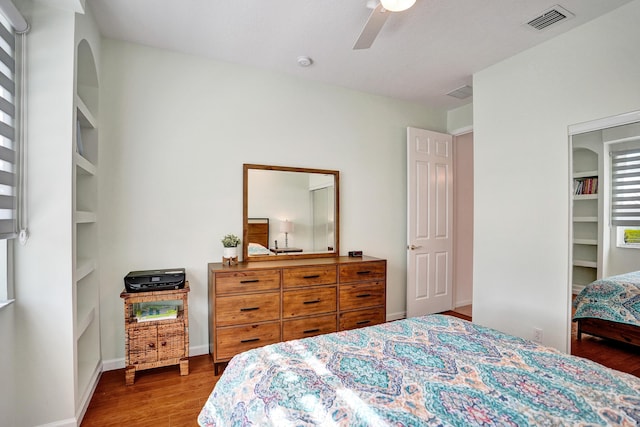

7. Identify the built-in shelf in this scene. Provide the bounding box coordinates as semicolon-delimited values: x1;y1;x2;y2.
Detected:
574;238;598;245
75;258;96;282
573;259;597;268
76;94;97;129
573;170;598;178
574;194;598;200
74;152;96;176
75;211;97;224
573;216;598;223
76;307;95;340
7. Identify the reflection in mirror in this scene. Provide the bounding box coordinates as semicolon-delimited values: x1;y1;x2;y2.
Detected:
243;164;339;261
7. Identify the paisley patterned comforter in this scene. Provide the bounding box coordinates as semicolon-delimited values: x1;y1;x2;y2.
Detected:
198;315;640;426
573;270;640;326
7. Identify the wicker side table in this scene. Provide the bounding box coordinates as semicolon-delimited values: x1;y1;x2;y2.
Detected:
120;282;190;385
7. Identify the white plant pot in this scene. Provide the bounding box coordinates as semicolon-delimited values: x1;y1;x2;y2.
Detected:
223;247;238;258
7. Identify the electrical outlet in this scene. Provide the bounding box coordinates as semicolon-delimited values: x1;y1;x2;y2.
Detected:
533;328;543;343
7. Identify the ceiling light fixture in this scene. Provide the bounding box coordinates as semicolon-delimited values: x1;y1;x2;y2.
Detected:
297;56;313;67
380;0;416;12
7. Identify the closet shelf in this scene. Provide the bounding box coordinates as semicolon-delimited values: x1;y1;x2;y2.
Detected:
573;194;598;200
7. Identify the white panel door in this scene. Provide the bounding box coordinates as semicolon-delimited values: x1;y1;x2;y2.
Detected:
407;127;453;317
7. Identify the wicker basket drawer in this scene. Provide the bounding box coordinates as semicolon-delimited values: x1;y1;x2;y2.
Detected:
282;265;337;289
128;325;158;365
215;292;280;326
283;314;337;341
282;286;336;318
157;323;186;360
339;281;385;311
216;322;280;360
339;307;385;331
215;269;281;294
339;261;386;283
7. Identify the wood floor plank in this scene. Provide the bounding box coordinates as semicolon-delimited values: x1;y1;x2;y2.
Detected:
82;316;639;425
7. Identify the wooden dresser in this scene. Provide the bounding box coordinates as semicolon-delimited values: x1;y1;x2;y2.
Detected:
208;256;386;373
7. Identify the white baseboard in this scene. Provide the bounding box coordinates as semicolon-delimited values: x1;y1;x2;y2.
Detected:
386;311;406;321
454;299;472;308
102;344;210;372
35;418;77;427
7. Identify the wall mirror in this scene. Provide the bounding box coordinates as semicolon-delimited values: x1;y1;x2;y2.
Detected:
243;164;340;261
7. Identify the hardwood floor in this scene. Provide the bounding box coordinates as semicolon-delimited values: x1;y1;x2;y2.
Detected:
82;314;640;426
81;355;219;427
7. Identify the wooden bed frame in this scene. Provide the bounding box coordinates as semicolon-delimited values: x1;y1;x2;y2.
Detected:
576;317;640;347
247;218;269;248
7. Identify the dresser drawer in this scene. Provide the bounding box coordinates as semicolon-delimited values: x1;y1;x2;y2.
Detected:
215;292;280;326
216;322;280;360
282;265;337;289
215;269;281;294
283;286;336;318
339;281;385;311
283;314;337;341
339;261;386;283
339;307;385;331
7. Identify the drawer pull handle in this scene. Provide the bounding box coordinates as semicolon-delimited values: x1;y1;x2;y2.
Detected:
303;275;320;279
148;343;155;349
357;270;371;275
161;341;167;347
356;320;371;325
303;328;320;334
240;279;260;284
304;300;321;305
240;338;260;343
356;293;372;298
240;307;260;312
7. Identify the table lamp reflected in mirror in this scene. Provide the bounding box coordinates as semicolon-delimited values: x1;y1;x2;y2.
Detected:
280;219;294;248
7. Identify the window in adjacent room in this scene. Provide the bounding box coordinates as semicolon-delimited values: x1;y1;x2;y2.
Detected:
0;3;27;308
611;147;640;249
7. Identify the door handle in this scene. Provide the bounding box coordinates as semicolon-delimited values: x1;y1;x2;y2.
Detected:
408;245;423;250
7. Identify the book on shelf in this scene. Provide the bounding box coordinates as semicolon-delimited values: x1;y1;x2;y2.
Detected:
573;177;598;195
135;304;178;322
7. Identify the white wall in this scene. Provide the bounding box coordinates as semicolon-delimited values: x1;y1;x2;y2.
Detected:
98;39;447;363
473;0;640;351
0;304;15;427
453;132;473;307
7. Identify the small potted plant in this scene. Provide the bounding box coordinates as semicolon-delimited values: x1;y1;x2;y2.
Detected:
221;234;241;260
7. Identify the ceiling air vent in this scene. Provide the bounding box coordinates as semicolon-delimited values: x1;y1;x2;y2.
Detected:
446;85;473;100
526;5;574;30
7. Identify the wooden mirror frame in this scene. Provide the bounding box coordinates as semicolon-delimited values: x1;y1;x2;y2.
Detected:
243;164;340;262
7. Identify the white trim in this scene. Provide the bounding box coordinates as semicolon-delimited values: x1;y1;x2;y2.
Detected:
569;110;640;135
34;418;77;427
0;298;13;309
450;125;473;136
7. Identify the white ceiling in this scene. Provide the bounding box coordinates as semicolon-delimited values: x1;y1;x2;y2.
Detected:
86;0;632;110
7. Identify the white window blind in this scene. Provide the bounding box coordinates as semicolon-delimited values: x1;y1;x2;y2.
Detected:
611;148;640;227
0;12;17;239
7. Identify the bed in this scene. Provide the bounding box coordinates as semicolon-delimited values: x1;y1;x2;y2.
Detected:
247;218;272;256
573;270;640;347
198;314;640;426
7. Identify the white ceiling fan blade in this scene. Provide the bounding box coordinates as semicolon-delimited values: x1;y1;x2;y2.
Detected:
353;3;390;50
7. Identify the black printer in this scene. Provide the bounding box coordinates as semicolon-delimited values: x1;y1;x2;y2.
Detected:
124;268;185;293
